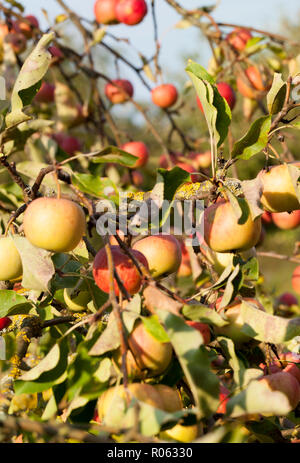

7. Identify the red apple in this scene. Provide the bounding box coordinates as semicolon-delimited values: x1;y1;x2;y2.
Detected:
197;82;236;111
259;371;300;410
35;82;55;103
237;66;266;99
54;134;81;156
13;15;39;39
0;317;11;331
261;211;273;225
49;45;64;61
5;32;26;54
151;84;178;109
277;292;298;306
185;321;211;345
115;0;148;26
94;0;120;25
121;141;149;168
159;152;180;168
271;210;300;230
93;245;149;296
188;151;211;170
216;384;230;414
177;241;192;278
226;27;252;51
105;79;134;104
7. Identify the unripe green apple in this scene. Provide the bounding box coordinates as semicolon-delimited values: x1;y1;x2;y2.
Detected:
204;199;261;253
0;237;22;281
23;197;86;253
133;234;182;279
260;164;300;213
63;287;91;312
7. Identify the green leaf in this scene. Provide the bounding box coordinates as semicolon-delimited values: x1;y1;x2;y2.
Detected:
91;146;139;167
6;33;54;127
267;73;287;115
157;309;220;418
12;236;55;292
141;315;170;343
71;173;119;200
231;115;271;160
218;336;246;387
218;264;242;309
240;300;300;343
156;167;192;202
182;303;228;327
0;290;32;318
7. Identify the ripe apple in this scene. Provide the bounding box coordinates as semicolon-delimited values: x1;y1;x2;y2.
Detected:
226;27;252;51
204;198;262;253
105;79;134;104
121;141;149;168
23;197;86;253
133;234;182;279
94;0;120;24
63;287;91;312
0;237;23;281
260;164;300;212
188;151;211;170
5;32;26;54
277;292;298;306
216;384;230;414
13;15;39;39
122;170;144;187
93;245;148;296
292;266;300;295
237;66;266;99
53;133;81;156
49;45;64;61
215;297;265;345
197;82;236;111
261;210;273;225
259;371;300;411
159;152;179;168
35;82;55;104
185;321;211;345
283;364;300;385
271;210;300;230
115;0;148;26
0;317;12;330
151;84;178;109
120;319;173;377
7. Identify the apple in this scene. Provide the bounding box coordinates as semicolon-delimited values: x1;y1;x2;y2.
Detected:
188;151;211;170
271;210;300;230
0;23;9;39
53;133;81;156
122;170;144;187
115;0;148;26
259;371;300;411
0;317;12;330
5;32;26;55
185;321;211;345
216;384;230;414
63;287;91;312
283;364;300;385
133;234;182;279
160;423;198;443
159;152;179;168
204;198;262;253
261;211;273;225
215;297;265;345
49;45;64;61
292;266;300;295
0;237;23;281
197;82;236;111
35;82;55;104
93;245;148;296
13;15;39;39
94;0;120;24
151;84;178;109
105;79;134;104
237;66;266;99
277;292;298;306
118;319;173;377
226;27;252;51
121;141;149;168
23;197;86;253
202;245;257;274
260;164;300;212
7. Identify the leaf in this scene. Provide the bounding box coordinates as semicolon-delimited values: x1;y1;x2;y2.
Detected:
231;115;271;160
141;315;170;343
241;176;264;220
218;264;242;309
157;310;220;418
91;146;139;167
240;300;300;343
12;236;55;292
88;312;120;356
218;336;246;387
19;343;61;381
156;167;192;202
6;33;54;127
267;73;287;115
0;290;32;318
226;377;294;418
182;303;228;327
71;173;119;200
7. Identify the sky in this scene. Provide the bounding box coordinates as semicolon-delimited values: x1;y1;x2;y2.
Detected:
17;0;300;102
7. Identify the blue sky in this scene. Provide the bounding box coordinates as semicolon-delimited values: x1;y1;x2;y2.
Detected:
20;0;300;101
